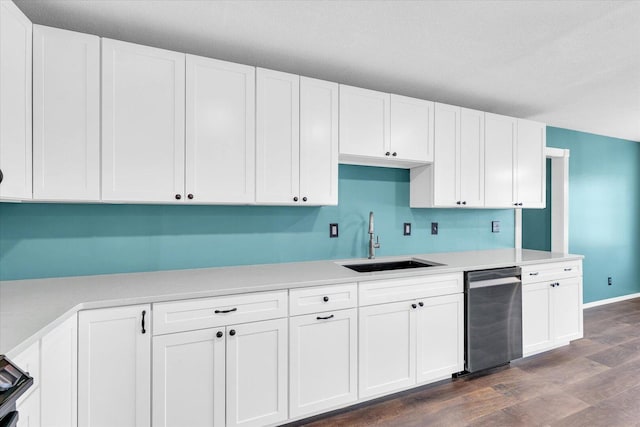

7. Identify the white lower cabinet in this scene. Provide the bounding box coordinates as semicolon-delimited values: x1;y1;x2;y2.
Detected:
415;294;464;384
40;315;78;427
78;305;151;427
153;328;226;427
13;315;78;427
359;293;464;399
523;274;583;356
152;317;288;427
359;301;416;398
289;309;358;418
16;389;40;427
226;318;288;427
14;341;40;427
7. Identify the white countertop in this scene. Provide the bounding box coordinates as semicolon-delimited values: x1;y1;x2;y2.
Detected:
0;248;582;356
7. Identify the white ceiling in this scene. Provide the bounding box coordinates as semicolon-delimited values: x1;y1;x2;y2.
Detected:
15;0;640;142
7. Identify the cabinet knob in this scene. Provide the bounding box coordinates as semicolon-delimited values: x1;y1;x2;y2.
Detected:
418;302;424;307
385;152;391;156
323;296;329;302
187;193;194;200
518;203;523;206
411;303;417;309
513;203;518;206
229;329;236;336
175;194;182;200
556;282;560;287
0;169;3;184
302;197;308;202
456;201;461;205
392;152;397;157
462;201;467;205
216;331;223;338
293;196;299;202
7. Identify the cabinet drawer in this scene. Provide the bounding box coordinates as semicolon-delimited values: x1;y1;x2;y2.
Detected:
153;290;288;335
359;273;463;306
290;283;357;316
521;261;581;284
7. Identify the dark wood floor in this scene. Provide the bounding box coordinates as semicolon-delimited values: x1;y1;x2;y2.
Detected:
301;298;640;427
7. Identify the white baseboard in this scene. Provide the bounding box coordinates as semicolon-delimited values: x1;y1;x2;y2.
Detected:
583;292;640;309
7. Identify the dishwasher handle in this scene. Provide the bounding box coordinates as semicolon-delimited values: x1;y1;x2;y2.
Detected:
468;277;521;289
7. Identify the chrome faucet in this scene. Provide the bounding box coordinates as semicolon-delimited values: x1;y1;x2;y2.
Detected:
368;211;380;259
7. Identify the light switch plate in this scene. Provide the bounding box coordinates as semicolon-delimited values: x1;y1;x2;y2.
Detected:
492;221;500;233
329;223;339;238
404;223;411;236
431;222;438;235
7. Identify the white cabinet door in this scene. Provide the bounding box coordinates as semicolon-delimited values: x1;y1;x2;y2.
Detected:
339;85;390;160
299;77;338;206
226;318;288;427
0;0;32;200
416;294;464;384
16;389;40;427
484;113;516;208
432;103;459;207
458;108;485;207
390;94;434;163
102;39;185;202
78;305;151;427
32;25;100;201
359;301;416;398
553;277;583;343
289;309;357;418
186;55;255;204
256;68;300;204
522;282;553;356
153;328;226;427
516;119;546;208
40;315;77;427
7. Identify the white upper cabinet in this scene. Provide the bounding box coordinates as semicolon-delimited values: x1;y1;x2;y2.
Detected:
516;119;546;208
186;55;255;204
0;0;32;200
484;113;516;208
256;68;300;204
390;94;434;163
458;108;485;207
299;76;339;205
410;104;484;208
32;25;100;201
256;70;338;205
339;85;389;162
339;85;433;168
485;113;546;208
101;39;185;203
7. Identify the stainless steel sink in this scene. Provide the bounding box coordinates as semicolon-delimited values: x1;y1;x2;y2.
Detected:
342;259;442;273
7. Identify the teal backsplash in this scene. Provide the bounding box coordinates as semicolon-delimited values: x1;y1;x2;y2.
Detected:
523;127;640;303
0;165;514;280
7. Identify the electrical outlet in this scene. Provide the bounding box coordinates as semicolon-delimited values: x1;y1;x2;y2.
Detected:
608;277;612;286
329;223;339;238
404;223;411;236
492;221;500;233
431;222;438;235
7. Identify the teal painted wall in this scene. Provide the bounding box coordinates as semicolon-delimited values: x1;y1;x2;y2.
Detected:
0;165;514;280
523;127;640;304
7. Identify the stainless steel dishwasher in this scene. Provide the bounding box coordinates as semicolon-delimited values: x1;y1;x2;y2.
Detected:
465;266;522;373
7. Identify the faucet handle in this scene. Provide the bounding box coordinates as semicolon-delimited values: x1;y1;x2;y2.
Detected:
375;235;381;248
